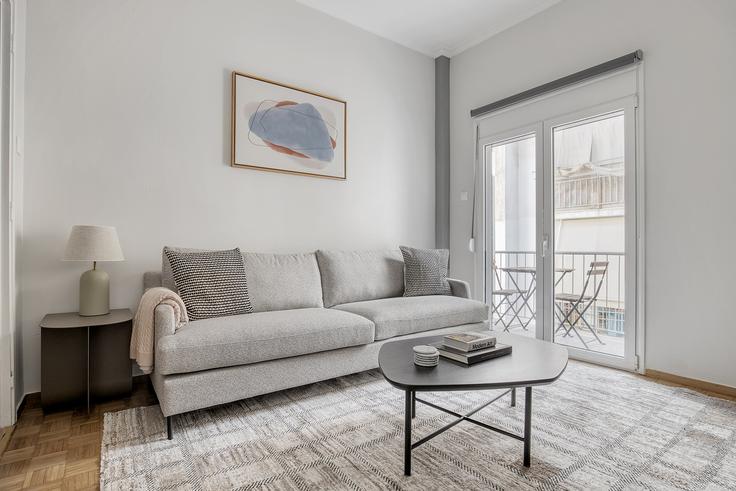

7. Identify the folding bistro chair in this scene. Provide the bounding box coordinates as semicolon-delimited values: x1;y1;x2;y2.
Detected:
554;260;609;349
490;259;525;332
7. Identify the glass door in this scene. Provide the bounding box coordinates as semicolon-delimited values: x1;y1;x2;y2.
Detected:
482;126;542;340
479;96;639;371
542;99;637;370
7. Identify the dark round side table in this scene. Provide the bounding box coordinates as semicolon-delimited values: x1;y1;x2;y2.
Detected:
40;308;133;413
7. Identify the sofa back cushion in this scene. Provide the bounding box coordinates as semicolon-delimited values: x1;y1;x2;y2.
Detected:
316;249;404;307
162;247;323;312
242;252;324;312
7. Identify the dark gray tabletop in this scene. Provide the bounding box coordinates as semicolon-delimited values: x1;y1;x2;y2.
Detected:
40;309;133;329
379;332;568;391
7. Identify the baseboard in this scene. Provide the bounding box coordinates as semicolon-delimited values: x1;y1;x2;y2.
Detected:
15;376;150;418
16;391;41;419
645;369;736;399
0;424;14;457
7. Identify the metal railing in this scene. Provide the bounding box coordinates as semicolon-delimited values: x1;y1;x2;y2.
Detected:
555;174;624;210
490;250;625;336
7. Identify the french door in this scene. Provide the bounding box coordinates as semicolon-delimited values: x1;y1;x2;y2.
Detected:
479;85;640;371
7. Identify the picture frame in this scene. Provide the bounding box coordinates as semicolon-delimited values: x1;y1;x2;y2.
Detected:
231;71;347;180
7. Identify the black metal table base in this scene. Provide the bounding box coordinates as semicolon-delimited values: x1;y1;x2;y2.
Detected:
403;386;532;476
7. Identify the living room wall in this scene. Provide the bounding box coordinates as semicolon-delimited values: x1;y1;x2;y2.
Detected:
449;0;736;387
18;0;434;401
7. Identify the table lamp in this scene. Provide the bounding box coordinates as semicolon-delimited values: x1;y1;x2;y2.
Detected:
63;225;124;316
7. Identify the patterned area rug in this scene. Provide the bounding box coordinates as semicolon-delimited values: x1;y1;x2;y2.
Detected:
101;362;736;490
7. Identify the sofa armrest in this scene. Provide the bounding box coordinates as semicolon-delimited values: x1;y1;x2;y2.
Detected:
155;304;177;346
447;278;471;299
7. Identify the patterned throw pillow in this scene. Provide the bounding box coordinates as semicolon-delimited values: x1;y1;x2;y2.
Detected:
163;247;253;320
399;246;452;297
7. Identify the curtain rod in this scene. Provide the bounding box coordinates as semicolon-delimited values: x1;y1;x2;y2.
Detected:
470;50;643;118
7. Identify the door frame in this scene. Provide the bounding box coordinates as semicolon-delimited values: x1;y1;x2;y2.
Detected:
0;0;22;426
472;68;646;373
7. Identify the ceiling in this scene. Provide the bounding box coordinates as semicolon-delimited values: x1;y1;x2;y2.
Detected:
296;0;562;58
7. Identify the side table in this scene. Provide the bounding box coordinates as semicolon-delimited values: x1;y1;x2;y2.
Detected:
40;308;133;413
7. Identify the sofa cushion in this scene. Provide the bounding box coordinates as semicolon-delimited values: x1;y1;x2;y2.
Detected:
156;308;375;375
400;246;452;296
163;247;253;320
333;295;488;341
316;249;404;307
243;252;324;312
162;246;208;292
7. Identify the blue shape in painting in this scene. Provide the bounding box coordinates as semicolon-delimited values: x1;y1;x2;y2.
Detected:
248;102;335;162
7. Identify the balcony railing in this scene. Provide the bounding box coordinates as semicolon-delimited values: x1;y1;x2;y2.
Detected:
555;174;624;210
490;250;625;336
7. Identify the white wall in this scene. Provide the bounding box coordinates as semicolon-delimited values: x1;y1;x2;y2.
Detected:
20;0;434;397
450;0;736;386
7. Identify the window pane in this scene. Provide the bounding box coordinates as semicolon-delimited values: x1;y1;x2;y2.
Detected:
487;134;537;335
552;111;625;357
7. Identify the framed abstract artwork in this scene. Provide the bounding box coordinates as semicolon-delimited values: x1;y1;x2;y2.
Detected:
231;71;347;179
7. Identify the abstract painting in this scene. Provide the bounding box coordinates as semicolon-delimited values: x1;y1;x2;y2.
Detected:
231;72;346;179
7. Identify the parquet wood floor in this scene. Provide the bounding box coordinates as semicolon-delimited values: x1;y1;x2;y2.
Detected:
0;376;156;490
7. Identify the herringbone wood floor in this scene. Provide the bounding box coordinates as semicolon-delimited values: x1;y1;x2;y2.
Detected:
0;377;156;490
0;370;733;490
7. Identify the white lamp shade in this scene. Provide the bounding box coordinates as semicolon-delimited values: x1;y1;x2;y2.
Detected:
63;225;124;262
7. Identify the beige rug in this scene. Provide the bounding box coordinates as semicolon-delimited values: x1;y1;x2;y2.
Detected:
101;362;736;490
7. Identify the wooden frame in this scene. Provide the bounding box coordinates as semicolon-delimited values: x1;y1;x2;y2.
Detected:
231;71;347;180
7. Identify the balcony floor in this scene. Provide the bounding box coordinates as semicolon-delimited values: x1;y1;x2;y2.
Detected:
491;319;626;357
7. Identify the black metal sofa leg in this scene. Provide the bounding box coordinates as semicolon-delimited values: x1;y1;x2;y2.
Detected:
167;415;173;440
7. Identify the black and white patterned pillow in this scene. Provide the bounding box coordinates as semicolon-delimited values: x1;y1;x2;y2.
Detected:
399;246;452;297
163;247;253;320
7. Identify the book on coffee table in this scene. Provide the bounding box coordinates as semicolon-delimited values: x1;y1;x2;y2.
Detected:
443;332;496;352
431;341;512;365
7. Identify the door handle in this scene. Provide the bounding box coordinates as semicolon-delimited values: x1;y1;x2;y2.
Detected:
542;235;549;257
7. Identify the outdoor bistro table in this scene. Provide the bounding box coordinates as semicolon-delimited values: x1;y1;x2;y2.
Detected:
496;265;575;329
378;332;569;476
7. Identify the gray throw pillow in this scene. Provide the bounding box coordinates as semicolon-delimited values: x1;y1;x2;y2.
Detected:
399;246;451;297
163;247;253;320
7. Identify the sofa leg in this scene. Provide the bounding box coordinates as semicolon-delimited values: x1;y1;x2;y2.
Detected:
167;415;173;440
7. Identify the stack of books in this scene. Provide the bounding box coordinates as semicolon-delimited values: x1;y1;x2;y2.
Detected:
432;332;512;365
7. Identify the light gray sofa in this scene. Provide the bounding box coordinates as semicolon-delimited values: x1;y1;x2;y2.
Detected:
143;249;489;438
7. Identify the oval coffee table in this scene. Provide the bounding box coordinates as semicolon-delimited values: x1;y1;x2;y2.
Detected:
378;332;568;476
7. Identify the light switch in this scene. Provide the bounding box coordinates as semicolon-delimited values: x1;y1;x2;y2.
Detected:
460;191;468;201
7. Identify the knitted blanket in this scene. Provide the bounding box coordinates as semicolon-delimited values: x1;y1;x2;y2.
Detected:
131;287;188;374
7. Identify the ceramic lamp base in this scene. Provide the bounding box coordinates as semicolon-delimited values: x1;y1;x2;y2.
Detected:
79;268;110;316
